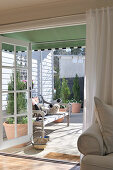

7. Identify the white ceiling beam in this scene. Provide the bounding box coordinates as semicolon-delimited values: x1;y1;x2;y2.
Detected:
0;14;86;34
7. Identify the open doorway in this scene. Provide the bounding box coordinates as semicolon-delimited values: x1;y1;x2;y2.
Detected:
0;24;86;163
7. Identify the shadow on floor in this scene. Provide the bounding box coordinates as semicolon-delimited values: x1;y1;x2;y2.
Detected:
70;164;80;170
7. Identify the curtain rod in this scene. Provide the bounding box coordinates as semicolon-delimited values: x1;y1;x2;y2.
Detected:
87;6;113;13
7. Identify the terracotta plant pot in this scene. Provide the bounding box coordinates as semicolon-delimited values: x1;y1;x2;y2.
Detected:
54;108;66;123
54;117;64;123
72;103;81;113
3;122;28;140
59;108;66;112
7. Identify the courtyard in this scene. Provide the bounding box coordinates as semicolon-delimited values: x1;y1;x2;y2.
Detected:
1;112;83;162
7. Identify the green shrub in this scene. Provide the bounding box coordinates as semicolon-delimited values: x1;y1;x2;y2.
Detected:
72;74;80;102
6;116;27;124
6;117;14;124
54;67;61;100
60;78;70;103
54;76;61;100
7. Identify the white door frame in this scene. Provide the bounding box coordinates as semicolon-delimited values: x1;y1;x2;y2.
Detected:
0;14;86;150
0;36;32;150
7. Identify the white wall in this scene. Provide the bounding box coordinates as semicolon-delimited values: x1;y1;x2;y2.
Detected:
59;55;85;78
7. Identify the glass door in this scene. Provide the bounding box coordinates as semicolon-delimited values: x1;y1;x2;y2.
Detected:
0;36;32;150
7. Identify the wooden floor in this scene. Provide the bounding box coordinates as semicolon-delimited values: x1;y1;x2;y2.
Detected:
0;155;79;170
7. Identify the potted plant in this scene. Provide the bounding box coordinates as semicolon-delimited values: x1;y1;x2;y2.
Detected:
3;71;28;140
59;104;66;112
71;74;82;113
54;78;70;123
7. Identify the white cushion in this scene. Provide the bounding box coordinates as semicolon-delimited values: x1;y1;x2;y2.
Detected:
94;97;113;154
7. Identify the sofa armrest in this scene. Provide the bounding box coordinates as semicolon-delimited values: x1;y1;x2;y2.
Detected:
81;154;113;170
77;123;104;156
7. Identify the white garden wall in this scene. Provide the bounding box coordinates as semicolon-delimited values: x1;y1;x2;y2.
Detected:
59;55;85;78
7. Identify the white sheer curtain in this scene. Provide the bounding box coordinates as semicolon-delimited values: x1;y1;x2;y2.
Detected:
84;7;113;130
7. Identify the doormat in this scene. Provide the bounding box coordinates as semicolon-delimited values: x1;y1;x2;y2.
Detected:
44;152;80;162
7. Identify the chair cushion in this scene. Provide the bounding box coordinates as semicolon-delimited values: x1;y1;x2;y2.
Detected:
94;97;113;154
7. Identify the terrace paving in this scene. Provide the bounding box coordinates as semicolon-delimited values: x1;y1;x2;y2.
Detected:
1;112;83;161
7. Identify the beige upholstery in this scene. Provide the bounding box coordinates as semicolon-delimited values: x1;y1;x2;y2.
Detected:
78;123;113;170
77;123;104;156
94;97;113;154
81;154;113;170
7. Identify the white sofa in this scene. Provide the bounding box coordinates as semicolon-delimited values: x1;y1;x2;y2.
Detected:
77;123;113;170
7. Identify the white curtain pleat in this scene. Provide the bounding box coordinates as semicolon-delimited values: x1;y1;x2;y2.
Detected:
84;7;113;130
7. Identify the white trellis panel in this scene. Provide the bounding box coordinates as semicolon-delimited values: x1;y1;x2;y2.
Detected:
32;50;54;102
41;50;54;102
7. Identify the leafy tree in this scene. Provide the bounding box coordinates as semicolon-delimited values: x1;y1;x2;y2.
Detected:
71;47;85;55
60;78;70;103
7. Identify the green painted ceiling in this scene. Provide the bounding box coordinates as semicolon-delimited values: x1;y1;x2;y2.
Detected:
2;24;86;50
